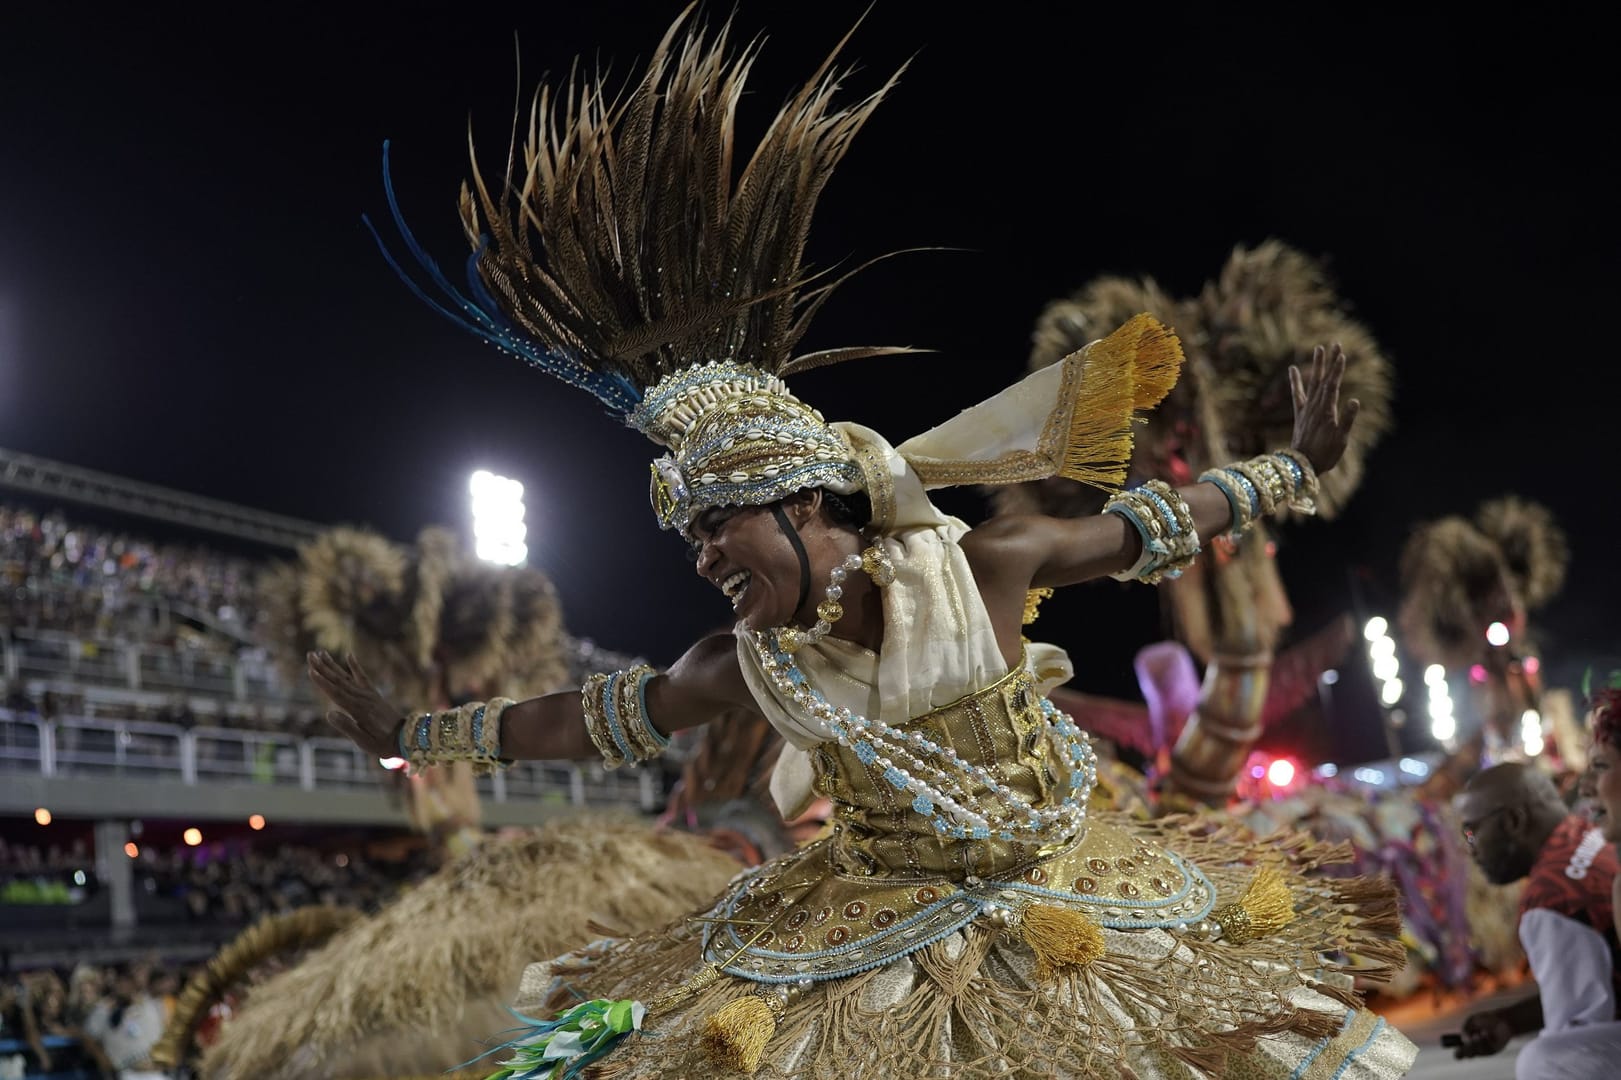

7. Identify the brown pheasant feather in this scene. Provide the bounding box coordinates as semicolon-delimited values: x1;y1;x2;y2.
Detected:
258;526;570;708
1399;497;1568;669
458;9;914;394
1475;496;1569;610
258;527;429;702
1397;517;1516;670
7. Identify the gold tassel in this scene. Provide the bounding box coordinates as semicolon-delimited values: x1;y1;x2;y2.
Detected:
1018;903;1106;980
1211;867;1297;945
701;992;781;1074
1056;313;1185;490
1022;587;1053;626
1120;312;1183;409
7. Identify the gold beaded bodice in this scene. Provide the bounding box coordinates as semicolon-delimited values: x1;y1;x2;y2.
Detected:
809;660;1076;881
701;667;1216;983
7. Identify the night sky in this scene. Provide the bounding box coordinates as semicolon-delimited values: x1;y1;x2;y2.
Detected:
1;4;1614;740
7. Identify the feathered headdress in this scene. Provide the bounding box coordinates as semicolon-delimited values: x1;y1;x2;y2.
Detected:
1397;497;1569;670
371;10;1182;535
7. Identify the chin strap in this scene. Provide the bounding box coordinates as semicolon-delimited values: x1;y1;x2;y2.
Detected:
770;504;813;616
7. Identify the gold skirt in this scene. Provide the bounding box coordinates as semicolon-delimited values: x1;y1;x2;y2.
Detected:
503;813;1418;1079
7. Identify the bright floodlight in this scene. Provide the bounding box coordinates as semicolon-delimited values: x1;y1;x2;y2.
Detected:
1486;621;1510;647
1424;664;1446;687
1320;669;1340;686
471;470;528;566
183;827;203;846
1318;763;1339;778
1380;678;1404;706
1363;616;1388;641
1400;757;1430;777
1524;732;1545;756
1431;714;1457;741
1267;759;1296;786
1369;636;1397;660
33;807;51;826
1428;697;1454;721
1521;709;1542;732
1372;654;1400;682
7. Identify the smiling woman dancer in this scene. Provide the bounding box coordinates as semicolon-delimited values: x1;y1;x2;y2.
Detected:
308;12;1416;1079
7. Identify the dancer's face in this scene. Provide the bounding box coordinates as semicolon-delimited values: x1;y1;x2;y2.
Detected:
691;494;840;633
1589;739;1621;843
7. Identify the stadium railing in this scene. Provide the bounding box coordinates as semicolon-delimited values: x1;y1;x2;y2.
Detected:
0;709;657;810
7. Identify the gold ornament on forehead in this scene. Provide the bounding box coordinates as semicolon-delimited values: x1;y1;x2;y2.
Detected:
649;457;687;531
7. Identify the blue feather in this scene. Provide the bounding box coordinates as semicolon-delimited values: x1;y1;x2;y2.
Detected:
364;142;643;417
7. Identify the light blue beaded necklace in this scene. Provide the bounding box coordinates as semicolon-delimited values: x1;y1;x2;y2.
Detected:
749;629;1100;845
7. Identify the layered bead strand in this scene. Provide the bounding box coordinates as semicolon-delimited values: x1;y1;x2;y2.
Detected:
748;631;1098;846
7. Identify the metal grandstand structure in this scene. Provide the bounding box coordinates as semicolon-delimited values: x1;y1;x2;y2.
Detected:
0;445;324;551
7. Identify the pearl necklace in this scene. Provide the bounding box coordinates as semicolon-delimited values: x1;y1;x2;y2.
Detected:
748;629;1099;845
776;545;894;654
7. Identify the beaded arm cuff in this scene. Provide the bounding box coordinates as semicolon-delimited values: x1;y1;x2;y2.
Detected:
581;664;666;769
1198;449;1320;538
1104;480;1200;585
397;698;515;775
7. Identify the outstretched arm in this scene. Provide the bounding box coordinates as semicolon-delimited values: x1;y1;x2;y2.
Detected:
968;343;1359;591
308;633;754;764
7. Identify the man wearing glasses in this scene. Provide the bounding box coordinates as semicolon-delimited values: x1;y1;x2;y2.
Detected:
1454;761;1621;1076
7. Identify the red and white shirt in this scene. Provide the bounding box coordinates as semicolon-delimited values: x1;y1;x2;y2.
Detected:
1518;815;1621;1030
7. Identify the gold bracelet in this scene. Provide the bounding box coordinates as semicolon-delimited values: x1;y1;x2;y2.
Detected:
1103;483;1201;584
1198;467;1257;536
1271;449;1321;514
1229;461;1279;517
404;699;513;774
1137;481;1200;584
581;671;628;768
581;665;666;768
614;664;667;762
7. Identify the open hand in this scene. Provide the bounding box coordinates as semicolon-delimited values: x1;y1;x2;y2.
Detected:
1288;343;1360;474
307;650;405;759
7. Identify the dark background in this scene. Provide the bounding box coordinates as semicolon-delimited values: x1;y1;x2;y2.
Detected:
2;3;1613;757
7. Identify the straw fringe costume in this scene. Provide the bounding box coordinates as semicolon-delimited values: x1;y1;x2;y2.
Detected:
370;12;1415;1078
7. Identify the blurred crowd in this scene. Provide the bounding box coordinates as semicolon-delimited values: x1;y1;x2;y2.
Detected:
3;957;199;1079
1;505;261;645
1;839;435;926
134;844;433;926
2;842;439;1076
